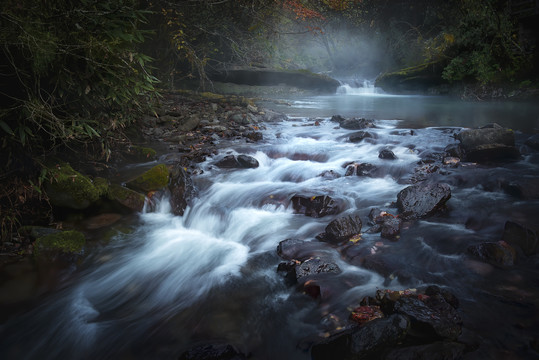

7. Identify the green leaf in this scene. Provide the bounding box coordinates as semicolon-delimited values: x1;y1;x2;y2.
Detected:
0;120;14;135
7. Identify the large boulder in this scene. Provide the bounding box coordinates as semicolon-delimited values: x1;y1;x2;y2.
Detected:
349;131;376;143
126;164;170;193
290;195;343;218
456;124;520;162
321;213;363;243
394;295;462;340
396;183;451;219
168;164;197;216
44;162;100;209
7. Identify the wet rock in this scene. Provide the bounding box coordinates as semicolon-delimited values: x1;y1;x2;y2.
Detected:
384;341;467;360
277;238;306;260
381;216;403;240
396;183;451;219
379;148;398;160
444;143;463;158
394;296;462;340
350;305;384;325
126;164;170;193
311;314;410;360
108;184;146;212
44;162;100;210
322;213;363;243
295;256;341;282
243;131;263;142
345;163;378;177
290;195;343;218
456;124;520;162
214;154;259;169
349;131;376;143
525;134;539;150
368;208;386;225
262;109;287;122
467;241;516;267
277;260;298;285
178;343;246;360
502;221;538;256
425;285;459;309
168;164;197;216
331;115;375;130
443;156;460;167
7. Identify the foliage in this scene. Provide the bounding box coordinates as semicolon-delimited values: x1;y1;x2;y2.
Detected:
0;0;159;165
441;0;528;84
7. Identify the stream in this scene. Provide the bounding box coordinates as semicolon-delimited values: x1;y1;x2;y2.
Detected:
1;84;539;359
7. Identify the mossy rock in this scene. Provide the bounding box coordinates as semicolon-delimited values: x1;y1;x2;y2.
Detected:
44;162;100;209
93;177;110;197
108;183;146;212
375;61;447;93
125;146;157;162
126;164;170;193
33;230;86;259
208;67;340;93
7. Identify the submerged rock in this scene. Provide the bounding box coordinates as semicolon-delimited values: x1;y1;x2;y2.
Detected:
502;221;538;256
178;343;246;360
277;238;306;260
349;131;376;143
501;177;539;199
290;195;342;218
396;183;451;219
525;134;539;150
467;241;516;267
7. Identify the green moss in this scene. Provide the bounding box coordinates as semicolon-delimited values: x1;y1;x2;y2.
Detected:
108;184;146;211
34;230;85;258
126;164;170;192
44;162;100;209
93;177;110;197
129;146;157;161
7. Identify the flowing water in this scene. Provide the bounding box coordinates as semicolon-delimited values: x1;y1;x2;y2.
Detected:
1;84;539;359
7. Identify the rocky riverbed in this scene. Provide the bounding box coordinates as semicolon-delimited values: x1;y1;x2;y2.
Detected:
1;90;539;360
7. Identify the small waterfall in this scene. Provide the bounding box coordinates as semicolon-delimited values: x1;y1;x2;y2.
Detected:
336;79;384;95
